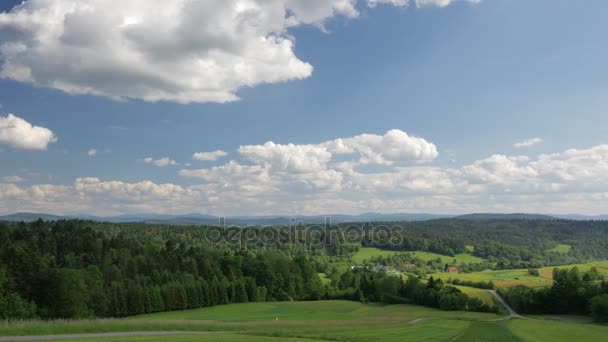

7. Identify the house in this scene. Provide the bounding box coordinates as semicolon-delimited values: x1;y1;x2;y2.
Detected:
373;264;389;272
447;266;458;273
402;263;417;269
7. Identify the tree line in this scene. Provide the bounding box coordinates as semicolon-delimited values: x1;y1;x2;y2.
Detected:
498;267;608;322
0;219;499;319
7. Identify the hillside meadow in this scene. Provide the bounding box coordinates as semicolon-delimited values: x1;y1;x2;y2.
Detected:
431;261;608;289
351;247;486;265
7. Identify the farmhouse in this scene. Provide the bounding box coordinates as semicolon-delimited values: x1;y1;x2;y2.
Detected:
373;264;389;272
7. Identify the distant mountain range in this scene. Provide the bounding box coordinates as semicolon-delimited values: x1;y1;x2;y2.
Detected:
0;212;451;225
453;213;558;221
1;212;607;225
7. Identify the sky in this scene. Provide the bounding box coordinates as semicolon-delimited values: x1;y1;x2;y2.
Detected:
1;0;608;216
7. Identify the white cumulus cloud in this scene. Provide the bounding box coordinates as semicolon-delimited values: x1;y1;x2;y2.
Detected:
324;129;439;165
193;150;228;161
2;176;24;183
0;114;57;150
239;142;333;172
514;137;543;148
144;157;178;167
88;149;98;157
0;0;476;104
5;143;608;216
368;0;478;8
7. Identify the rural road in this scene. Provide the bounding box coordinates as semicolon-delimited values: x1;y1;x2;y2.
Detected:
489;290;526;320
0;331;228;341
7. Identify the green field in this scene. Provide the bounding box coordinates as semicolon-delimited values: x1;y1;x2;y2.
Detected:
546;244;572;254
507;319;608;341
3;301;608;342
50;335;315;342
430;269;553;288
351;247;402;263
134;300;494;322
538;261;608;278
352;247;485;265
454;286;496;305
429;261;608;289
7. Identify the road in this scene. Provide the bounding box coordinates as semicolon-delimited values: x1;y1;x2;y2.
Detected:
0;331;228;341
489;290;526;319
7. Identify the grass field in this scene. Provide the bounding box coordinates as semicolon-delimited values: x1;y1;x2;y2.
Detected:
538;261;608;278
134;300;494;322
546;244;572;254
3;300;608;341
430;269;553;288
351;247;401;263
508;319;608;341
454;286;496;305
351;247;485;265
50;335;316;342
429;260;608;289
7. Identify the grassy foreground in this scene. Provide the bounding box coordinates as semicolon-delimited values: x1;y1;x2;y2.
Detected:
2;300;608;341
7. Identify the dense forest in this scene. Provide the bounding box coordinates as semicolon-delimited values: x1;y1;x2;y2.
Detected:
63;218;608;267
0;219;501;320
351;219;608;267
2;218;608;320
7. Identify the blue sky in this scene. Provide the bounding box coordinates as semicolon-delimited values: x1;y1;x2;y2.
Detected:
1;0;608;216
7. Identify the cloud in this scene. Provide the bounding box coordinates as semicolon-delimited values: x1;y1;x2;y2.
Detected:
0;114;57;150
0;0;475;104
4;143;608;216
367;0;410;7
88;149;98;157
0;183;26;198
144;157;178;167
74;177;187;200
514;137;543;148
414;0;480;7
239;142;333;172
2;176;24;183
233;129;438;175
192;150;228;161
367;0;479;8
175;142;608;215
324;129;439;165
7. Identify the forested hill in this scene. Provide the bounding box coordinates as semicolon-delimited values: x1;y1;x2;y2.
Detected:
0;213;67;222
0;219;501;320
454;213;557;220
3;218;608;320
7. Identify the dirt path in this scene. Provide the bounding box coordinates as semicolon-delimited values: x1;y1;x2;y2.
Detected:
487;290;536;321
489;290;522;318
408;318;425;324
0;331;228;341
